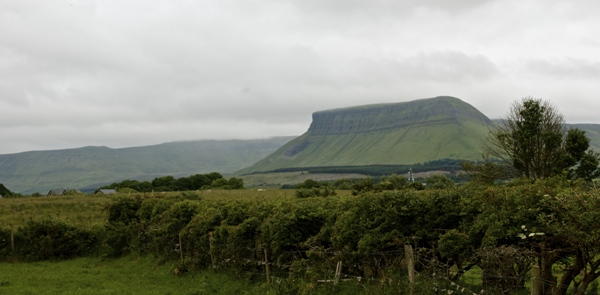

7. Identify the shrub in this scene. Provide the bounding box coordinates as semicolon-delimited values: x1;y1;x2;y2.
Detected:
15;219;99;260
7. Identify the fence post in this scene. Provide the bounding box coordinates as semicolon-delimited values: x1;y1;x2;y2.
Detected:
10;224;15;254
264;249;271;284
405;245;415;295
209;231;216;269
178;232;183;263
334;261;342;285
531;265;541;295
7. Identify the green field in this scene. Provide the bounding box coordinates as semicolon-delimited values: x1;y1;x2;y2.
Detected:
0;190;299;230
0;256;263;295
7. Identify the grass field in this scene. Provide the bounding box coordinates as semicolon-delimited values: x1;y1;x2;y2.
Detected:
0;189;353;229
0;256;265;295
0;194;111;229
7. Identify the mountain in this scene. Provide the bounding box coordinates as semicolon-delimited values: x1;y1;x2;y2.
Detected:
0;137;294;194
240;96;494;174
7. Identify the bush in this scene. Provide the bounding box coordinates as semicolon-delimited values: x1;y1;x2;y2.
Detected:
14;219;99;261
295;187;337;198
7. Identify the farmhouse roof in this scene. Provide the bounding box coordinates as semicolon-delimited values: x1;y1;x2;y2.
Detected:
97;189;117;195
47;189;66;196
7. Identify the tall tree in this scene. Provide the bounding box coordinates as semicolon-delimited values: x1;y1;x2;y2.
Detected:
484;97;599;180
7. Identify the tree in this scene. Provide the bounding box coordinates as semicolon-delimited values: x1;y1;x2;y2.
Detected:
425;174;455;189
151;175;175;190
564;128;600;181
377;174;409;190
227;177;244;189
485;97;599;180
0;183;12;197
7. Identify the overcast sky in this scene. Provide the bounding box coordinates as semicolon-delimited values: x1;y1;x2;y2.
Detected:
1;0;599;154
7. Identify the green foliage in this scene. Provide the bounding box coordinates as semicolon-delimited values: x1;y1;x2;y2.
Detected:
12;219;99;261
294;187;337;198
408;181;425;190
485;98;600;182
9;179;600;294
227;177;244;189
351;177;376;195
424;174;455;189
376;174;409;190
107;196;143;224
0;183;12;197
101;172;244;192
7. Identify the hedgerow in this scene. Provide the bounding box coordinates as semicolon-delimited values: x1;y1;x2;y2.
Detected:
3;178;600;294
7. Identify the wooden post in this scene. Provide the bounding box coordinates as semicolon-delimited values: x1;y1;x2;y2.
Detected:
10;224;15;254
405;245;415;295
209;232;216;269
334;261;342;285
178;232;183;263
531;265;541;295
264;249;271;284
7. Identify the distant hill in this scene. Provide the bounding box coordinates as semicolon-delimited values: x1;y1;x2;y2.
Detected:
0;137;294;194
239;96;495;174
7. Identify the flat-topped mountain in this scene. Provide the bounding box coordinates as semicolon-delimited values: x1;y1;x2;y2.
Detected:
240;96;495;174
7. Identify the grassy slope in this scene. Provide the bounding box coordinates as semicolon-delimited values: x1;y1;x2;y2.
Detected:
0;137;294;194
242;97;492;173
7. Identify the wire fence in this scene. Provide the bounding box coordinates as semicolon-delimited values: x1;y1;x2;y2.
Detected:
191;244;600;295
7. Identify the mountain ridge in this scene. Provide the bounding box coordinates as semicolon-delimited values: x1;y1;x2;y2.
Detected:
0;137;295;194
239;96;495;174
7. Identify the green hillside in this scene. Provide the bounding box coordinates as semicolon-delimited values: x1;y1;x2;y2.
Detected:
240;96;494;174
0;137;294;194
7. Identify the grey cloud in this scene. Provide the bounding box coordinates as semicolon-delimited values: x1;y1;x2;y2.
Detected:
1;0;600;154
525;58;600;80
350;51;499;87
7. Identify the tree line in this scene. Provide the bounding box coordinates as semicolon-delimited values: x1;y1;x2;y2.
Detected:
98;172;244;193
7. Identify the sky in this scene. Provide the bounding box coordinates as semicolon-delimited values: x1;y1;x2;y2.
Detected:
1;0;599;154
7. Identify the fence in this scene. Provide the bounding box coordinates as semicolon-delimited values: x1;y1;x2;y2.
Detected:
6;226;598;295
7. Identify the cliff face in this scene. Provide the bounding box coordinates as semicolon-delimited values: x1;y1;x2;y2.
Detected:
241;96;495;173
308;96;492;135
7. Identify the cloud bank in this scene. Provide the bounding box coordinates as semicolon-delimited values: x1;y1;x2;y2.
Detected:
1;0;599;153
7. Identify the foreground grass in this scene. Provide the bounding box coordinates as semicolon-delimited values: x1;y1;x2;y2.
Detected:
0;256;417;295
0;256;262;295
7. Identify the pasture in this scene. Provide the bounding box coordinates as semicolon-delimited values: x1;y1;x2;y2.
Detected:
0;255;260;295
0;189;300;230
